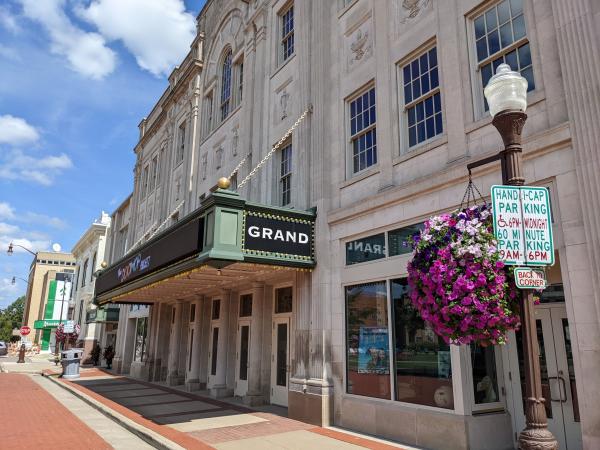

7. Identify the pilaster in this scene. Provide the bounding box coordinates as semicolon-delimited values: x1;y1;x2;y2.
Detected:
244;282;265;406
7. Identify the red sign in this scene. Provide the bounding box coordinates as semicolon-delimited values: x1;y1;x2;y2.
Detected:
20;326;31;336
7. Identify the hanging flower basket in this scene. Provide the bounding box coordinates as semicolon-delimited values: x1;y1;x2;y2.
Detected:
407;205;520;346
55;323;81;344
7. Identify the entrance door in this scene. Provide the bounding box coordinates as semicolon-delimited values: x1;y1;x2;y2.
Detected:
235;321;251;397
513;306;582;450
271;317;290;406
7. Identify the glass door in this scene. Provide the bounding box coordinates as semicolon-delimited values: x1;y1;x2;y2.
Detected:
235;321;250;397
512;306;582;450
271;317;290;406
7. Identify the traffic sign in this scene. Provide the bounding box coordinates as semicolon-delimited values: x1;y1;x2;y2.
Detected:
20;326;31;336
63;320;75;333
491;185;554;266
514;267;547;289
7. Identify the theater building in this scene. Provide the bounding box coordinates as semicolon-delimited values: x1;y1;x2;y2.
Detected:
98;1;600;449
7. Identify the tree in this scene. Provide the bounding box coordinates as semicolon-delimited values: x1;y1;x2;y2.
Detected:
0;296;25;342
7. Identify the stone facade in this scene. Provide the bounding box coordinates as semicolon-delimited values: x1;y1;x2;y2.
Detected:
105;1;600;449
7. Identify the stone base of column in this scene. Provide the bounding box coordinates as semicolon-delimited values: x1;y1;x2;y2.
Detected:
243;392;264;406
112;357;123;374
185;378;201;391
209;384;233;398
166;372;185;386
288;378;333;426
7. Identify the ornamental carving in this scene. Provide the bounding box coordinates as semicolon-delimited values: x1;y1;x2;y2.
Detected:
346;21;373;71
232;127;239;156
280;90;290;120
399;0;431;24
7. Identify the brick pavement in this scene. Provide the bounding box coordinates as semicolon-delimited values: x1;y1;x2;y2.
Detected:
42;368;409;449
0;373;112;450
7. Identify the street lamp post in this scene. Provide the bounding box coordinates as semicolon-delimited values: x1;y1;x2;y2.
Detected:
7;242;37;257
55;273;72;358
467;64;558;450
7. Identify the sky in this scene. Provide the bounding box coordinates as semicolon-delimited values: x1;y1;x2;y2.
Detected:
0;0;206;308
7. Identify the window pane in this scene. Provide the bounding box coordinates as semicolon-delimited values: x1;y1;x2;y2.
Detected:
488;29;500;55
404;84;412;104
474;15;486;40
275;287;293;313
505;49;518;72
426;117;435;139
518;42;532;68
476;38;488;62
430;67;439;89
512;14;525;40
388;223;424;256
391;279;453;409
346;282;390;399
435;112;443;134
239;325;249;380
239;294;253;317
429;47;437;68
419;53;428;73
521;66;535;91
212;299;220;320
471;344;500;404
497;0;510;24
485;8;498;31
346;234;386;265
500;22;513;48
510;0;523;16
417;122;426;142
409;126;416;147
421;74;430;94
211;327;219;375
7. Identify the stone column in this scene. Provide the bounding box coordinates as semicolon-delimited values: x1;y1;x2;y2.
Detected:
550;2;600;447
186;296;203;391
244;282;264;406
209;291;231;397
167;301;183;385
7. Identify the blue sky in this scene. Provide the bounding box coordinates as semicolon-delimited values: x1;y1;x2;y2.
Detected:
0;0;206;308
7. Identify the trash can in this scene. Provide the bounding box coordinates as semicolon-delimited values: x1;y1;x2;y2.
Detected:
60;349;83;379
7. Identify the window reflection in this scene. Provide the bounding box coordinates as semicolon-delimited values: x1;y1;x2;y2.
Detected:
391;279;453;409
471;344;500;405
345;282;391;399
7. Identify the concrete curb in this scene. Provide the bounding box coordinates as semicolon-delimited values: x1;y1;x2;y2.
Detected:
43;373;185;450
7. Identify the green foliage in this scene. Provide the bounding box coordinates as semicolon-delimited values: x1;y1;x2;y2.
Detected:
0;296;25;342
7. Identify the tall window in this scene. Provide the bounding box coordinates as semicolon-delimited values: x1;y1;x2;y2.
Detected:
401;47;442;149
220;50;233;121
141;165;149;198
81;259;88;287
235;59;244;104
150;154;158;192
176;123;186;164
345;282;390;399
280;4;294;62
279;142;292;206
349;86;377;174
90;252;96;282
474;0;533;111
204;91;214;135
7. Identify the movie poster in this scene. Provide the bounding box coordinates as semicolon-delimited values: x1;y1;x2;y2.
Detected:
358;326;390;374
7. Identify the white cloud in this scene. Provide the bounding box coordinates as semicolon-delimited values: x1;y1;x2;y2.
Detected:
0;5;20;33
0;202;16;220
78;0;195;77
0;222;20;235
20;0;116;80
0;115;40;146
0;149;73;186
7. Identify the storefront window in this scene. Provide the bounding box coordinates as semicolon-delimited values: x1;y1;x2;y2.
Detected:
133;317;147;362
391;278;453;409
345;282;391;399
388;223;424;256
471;344;500;405
346;233;386;265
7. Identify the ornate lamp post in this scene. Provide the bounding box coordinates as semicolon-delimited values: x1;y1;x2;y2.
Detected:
467;64;558;450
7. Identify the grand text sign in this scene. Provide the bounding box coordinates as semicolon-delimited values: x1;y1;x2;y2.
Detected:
244;211;313;259
491;185;554;266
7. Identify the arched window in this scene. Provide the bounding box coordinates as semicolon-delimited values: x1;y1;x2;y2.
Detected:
220;49;233;121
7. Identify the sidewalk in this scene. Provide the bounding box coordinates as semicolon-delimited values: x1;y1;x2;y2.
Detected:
0;373;112;450
0;353;61;374
44;368;415;450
